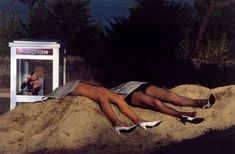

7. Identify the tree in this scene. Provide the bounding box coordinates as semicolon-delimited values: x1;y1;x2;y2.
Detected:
0;0;23;56
177;0;235;62
24;0;105;59
106;0;193;59
18;0;39;9
0;0;16;17
0;14;23;56
103;0;194;85
194;0;235;52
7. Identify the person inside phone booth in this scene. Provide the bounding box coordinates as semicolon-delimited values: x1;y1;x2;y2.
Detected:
21;71;42;95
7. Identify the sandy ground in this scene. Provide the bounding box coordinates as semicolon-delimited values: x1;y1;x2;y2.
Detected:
0;84;235;154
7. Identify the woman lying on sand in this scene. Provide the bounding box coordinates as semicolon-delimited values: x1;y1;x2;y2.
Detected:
43;81;161;134
111;81;216;124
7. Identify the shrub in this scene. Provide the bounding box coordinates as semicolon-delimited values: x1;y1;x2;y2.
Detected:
198;34;232;62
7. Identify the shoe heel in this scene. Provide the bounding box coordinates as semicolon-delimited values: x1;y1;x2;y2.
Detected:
139;120;161;130
114;128;121;135
180;116;187;125
139;123;148;130
203;94;216;109
180;115;204;124
114;124;137;135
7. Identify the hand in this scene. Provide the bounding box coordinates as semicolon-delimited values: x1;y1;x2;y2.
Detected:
26;74;32;80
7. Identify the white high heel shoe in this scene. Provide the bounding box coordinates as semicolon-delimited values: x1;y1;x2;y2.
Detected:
139;120;162;130
114;124;137;135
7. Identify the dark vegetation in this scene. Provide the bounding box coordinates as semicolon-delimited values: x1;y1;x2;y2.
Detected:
1;0;235;89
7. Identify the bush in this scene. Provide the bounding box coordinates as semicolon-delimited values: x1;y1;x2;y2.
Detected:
198;34;233;62
176;33;233;63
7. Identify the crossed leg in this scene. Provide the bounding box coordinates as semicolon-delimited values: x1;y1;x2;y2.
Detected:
145;85;208;107
130;91;196;118
70;82;142;126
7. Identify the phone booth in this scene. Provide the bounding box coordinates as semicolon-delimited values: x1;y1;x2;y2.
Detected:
9;40;65;109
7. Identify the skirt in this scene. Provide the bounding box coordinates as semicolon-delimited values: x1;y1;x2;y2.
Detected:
44;80;80;100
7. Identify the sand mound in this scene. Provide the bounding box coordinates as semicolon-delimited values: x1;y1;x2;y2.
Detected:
0;84;235;154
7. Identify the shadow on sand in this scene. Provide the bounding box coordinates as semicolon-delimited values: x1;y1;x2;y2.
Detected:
153;125;235;154
29;125;235;154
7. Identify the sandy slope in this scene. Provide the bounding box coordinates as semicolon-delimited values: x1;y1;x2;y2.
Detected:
0;84;235;154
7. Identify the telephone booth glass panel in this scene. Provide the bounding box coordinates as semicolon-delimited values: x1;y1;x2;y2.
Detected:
16;59;53;96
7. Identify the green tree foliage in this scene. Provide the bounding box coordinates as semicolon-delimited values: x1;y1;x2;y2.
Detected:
105;0;193;60
24;0;105;58
0;14;23;56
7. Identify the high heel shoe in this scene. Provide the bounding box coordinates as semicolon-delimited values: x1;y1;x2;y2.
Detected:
114;124;137;135
139;120;162;130
202;94;216;109
180;115;204;124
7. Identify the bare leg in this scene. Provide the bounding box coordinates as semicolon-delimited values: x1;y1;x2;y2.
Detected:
130;91;196;118
95;86;143;124
70;82;141;126
145;85;208;107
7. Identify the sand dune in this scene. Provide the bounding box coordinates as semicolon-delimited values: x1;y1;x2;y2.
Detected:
0;84;235;154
